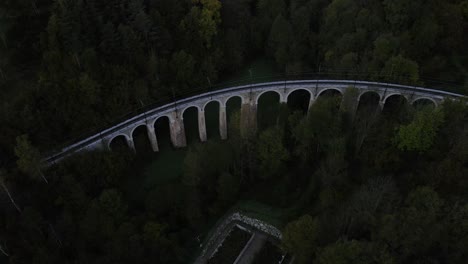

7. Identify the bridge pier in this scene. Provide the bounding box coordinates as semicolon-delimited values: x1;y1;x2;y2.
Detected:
340;88;360;121
219;106;228;140
378;100;385;112
126;137;136;153
170;115;187;148
147;125;159;152
342;99;359;120
198;110;207;142
307;98;316;113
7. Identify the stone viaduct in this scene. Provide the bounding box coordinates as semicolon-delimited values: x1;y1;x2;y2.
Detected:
44;80;464;164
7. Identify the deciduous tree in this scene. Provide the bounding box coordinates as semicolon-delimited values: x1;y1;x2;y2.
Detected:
395;106;444;152
257;127;289;179
282;215;319;264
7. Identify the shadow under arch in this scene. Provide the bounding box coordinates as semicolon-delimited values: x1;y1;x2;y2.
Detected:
412;98;437;109
132;125;152;154
383;94;408;112
183;106;200;144
357;91;381;113
255;90;283;104
226;96;242;133
316;89;343;110
317;88;343;98
109;135;129;152
287;89;311;114
204;101;221;140
257;91;281;130
382;94;410;119
154;116;172;150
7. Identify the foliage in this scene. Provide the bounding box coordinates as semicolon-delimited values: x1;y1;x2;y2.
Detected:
216;172;240;205
395;106;444;152
281;215;319;263
0;0;467;154
14;135;47;183
315;240;395;264
383;55;420;82
257;127;289;179
0;0;467;263
377;187;444;261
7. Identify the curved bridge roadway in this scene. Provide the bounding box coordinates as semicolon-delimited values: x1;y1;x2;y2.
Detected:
45;80;464;164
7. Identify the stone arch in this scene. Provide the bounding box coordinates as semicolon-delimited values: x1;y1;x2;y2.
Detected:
153;115;172;149
286;89;313;114
181;105;202;117
150;115;173;128
383;93;409;104
316;88;344;98
286;88;314;101
131;124;153;153
255;90;283;104
182;105;200;143
381;93;410;113
257;90;282;130
108;134;130;150
203;99;222;111
356;90;382;113
204;100;221;139
411;97;438;108
358;91;382;102
130;124;148;140
226;95;245;106
225;95;242;130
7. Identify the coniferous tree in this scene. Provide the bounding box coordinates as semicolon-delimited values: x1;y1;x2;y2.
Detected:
14;135;48;184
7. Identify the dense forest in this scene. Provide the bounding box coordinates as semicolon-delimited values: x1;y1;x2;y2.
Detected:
1;0;468;159
0;0;467;263
1;90;467;263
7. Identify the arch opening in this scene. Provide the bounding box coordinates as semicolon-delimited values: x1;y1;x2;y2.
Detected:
382;94;410;119
257;91;281;130
183;106;200;144
256;90;282;104
357;92;381;114
109;135;129;152
226;96;242;134
287;89;311;114
317;88;343;98
205;101;221;140
132;125;152;155
413;98;436;109
154;116;172;150
316;89;343;110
